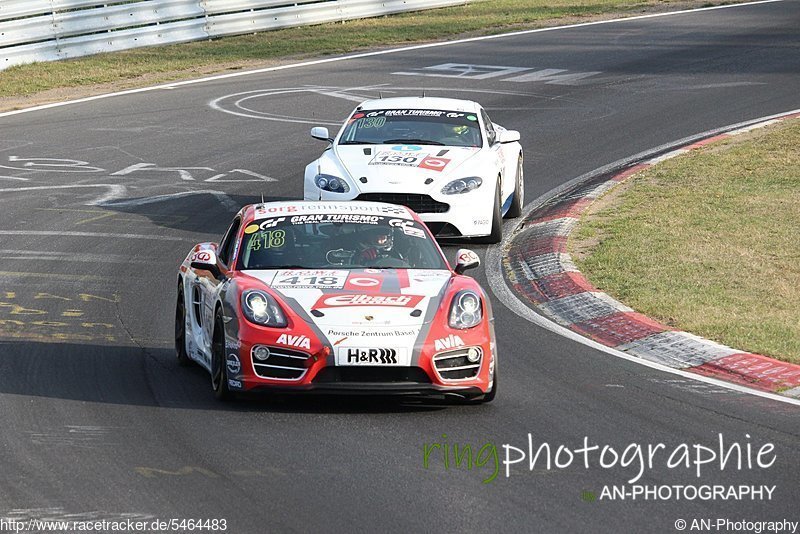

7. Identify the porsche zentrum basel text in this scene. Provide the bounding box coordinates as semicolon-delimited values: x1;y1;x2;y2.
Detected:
176;201;497;402
304;97;524;243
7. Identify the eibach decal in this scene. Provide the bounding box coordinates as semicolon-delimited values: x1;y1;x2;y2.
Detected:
312;294;424;309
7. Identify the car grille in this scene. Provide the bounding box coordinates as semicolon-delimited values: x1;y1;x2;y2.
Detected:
433;347;482;381
313;366;431;384
251;346;310;381
355;193;449;214
423;222;462;237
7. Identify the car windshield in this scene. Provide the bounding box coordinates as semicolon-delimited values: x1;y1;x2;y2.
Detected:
338;109;482;148
237;213;448;270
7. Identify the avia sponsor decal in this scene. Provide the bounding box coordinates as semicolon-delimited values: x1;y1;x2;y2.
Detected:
337;347;408;366
276;333;311;350
313;294;424;309
226;353;241;375
434;334;465;351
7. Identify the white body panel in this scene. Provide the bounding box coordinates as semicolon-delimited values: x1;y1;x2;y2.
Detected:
304;97;523;238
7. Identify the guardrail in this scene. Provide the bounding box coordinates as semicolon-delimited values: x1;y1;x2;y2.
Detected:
0;0;470;71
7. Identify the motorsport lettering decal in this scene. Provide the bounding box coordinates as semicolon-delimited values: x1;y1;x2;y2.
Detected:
336;347;408;366
255;203;411;217
289;214;383;225
368;151;451;172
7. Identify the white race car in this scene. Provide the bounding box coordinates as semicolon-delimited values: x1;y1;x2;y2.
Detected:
304;97;524;243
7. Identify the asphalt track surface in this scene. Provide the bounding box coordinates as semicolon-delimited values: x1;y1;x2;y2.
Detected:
1;2;798;532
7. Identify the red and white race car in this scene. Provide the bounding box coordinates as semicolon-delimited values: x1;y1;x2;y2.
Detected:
175;201;497;402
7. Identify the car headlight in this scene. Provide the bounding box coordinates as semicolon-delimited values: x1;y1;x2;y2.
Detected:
241;290;287;327
441;177;482;195
448;290;483;329
315;173;350;193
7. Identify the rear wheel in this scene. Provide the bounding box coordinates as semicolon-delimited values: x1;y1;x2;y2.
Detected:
210;310;233;401
175;284;191;367
505;154;524;218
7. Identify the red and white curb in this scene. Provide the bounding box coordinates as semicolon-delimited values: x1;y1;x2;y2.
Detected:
502;111;800;399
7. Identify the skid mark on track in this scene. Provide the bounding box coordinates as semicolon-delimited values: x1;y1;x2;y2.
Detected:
26;425;117;448
135;465;286;478
97;190;239;212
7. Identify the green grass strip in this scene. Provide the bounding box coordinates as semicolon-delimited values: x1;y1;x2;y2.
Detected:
571;119;800;364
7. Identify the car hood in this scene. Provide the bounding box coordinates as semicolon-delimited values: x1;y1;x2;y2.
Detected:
245;268;452;329
335;145;482;189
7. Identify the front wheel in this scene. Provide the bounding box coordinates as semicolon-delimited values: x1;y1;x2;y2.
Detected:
505;154;524;218
478;179;503;244
210;310;233;401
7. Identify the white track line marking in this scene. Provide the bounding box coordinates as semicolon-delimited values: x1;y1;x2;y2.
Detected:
0;184;126;205
486;108;800;407
0;0;782;120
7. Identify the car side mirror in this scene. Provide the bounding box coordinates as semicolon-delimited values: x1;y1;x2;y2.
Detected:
454;249;480;274
190;247;222;279
311;126;333;143
498;129;521;144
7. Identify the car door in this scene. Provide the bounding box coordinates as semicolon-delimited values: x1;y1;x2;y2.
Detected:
198;217;241;352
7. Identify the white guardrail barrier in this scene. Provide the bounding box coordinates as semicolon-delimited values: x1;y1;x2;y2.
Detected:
0;0;469;71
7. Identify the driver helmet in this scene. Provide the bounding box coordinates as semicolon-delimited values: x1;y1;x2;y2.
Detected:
364;227;394;253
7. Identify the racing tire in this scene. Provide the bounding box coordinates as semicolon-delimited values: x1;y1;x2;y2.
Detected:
175;284;191;367
505;154;524;219
210;310;233;401
479;179;503;244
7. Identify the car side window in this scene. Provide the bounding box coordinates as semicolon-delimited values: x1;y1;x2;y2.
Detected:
481;109;497;145
217;217;241;267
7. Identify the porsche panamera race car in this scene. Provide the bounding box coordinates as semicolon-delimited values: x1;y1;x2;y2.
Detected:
304;97;524;243
175;201;497;402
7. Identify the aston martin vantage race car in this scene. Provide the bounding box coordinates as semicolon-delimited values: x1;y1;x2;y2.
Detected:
175;201;497;402
304;97;524;243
